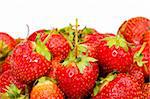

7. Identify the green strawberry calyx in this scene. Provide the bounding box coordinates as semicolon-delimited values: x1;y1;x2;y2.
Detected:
102;35;129;52
38;76;57;84
0;40;11;58
133;42;148;67
59;25;74;49
33;31;52;61
62;19;97;74
0;84;28;99
93;72;117;96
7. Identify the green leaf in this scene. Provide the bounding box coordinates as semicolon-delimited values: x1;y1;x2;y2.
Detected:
62;51;75;66
93;86;100;96
3;84;22;99
35;35;51;61
82;27;94;34
44;30;51;34
102;35;129;52
76;55;97;73
78;44;87;54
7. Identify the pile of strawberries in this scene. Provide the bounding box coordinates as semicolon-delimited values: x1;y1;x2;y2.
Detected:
0;17;149;99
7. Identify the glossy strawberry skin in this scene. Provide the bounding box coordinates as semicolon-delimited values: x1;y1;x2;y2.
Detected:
0;70;26;93
28;30;71;61
118;17;150;45
45;34;70;61
98;37;132;74
56;62;99;98
11;41;51;83
92;73;143;99
30;80;64;99
82;33;115;60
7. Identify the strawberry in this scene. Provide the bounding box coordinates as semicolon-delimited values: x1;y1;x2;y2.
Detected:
133;42;150;79
30;77;64;99
97;35;132;75
142;83;150;98
56;19;99;98
128;64;144;86
0;70;26;93
28;29;46;41
0;32;16;59
118;17;150;45
28;29;71;62
92;73;143;99
57;60;99;98
11;40;51;83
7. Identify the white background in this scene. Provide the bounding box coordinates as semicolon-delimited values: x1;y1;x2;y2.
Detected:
0;0;149;38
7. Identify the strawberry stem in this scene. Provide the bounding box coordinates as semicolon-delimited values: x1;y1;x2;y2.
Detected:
26;24;30;38
75;18;79;58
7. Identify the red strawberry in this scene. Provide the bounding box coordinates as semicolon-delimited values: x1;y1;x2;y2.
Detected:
92;73;143;99
28;29;46;41
118;17;150;45
28;29;71;61
142;83;150;98
56;20;99;98
133;42;150;79
0;32;16;59
57;61;99;98
0;70;26;93
128;64;144;86
11;40;51;83
30;77;64;99
98;35;132;74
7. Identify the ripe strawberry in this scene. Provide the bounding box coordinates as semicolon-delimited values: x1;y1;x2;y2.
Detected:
28;29;46;41
133;42;150;79
92;73;143;99
28;29;71;62
11;40;51;83
57;61;99;99
142;83;150;98
56;20;99;98
0;32;16;59
0;70;26;93
30;77;64;99
128;64;144;86
98;35;132;74
118;17;150;45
